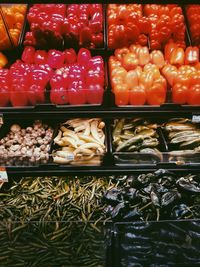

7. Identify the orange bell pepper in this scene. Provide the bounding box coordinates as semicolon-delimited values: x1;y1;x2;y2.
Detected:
185;46;199;65
0;53;8;68
169;47;185;66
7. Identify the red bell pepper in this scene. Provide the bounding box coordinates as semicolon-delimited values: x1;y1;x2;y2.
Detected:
22;46;35;64
47;50;65;69
50;87;68;105
34;50;48;65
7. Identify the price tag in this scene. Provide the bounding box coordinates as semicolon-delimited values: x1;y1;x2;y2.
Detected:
0;167;8;182
192;115;200;123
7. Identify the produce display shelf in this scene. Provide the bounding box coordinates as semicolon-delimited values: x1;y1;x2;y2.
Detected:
6;165;200;177
2;106;200;119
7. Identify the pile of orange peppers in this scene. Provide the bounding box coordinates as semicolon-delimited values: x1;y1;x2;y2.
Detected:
144;4;186;50
109;45;167;106
108;4;186;49
186;5;200;47
109;43;200;106
0;4;26;49
163;42;200;105
107;4;148;49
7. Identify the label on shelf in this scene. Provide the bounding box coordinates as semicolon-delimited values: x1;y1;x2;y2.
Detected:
0;167;8;182
192;115;200;123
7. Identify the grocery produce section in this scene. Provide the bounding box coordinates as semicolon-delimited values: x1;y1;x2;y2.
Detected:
0;2;200;267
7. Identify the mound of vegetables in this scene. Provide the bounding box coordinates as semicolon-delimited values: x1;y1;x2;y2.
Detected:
0;120;53;166
53;118;106;165
0;47;104;107
109;44;200;106
107;4;186;49
25;4;104;49
103;170;200;221
0;176;113;267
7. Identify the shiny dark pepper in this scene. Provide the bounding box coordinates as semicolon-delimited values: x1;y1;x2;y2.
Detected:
103;170;200;222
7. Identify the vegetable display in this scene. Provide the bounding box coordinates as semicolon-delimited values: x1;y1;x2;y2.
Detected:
163;118;200;162
0;176;111;222
112;118;163;163
103;170;200;221
109;44;167;106
109;43;200;106
50;48;104;105
0;4;27;49
107;4;186;49
186;5;200;47
0;222;106;267
107;4;148;49
25;4;103;49
144;4;186;50
53;118;106;165
0;47;104;107
0;120;53;166
0;176;112;266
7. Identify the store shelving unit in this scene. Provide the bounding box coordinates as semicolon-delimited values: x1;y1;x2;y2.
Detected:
0;0;200;176
0;2;200;267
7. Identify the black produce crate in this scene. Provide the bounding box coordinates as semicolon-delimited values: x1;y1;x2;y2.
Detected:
110;220;200;267
0;221;111;267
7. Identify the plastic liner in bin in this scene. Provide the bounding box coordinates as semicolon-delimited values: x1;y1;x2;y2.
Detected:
0;221;109;267
113;220;200;267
